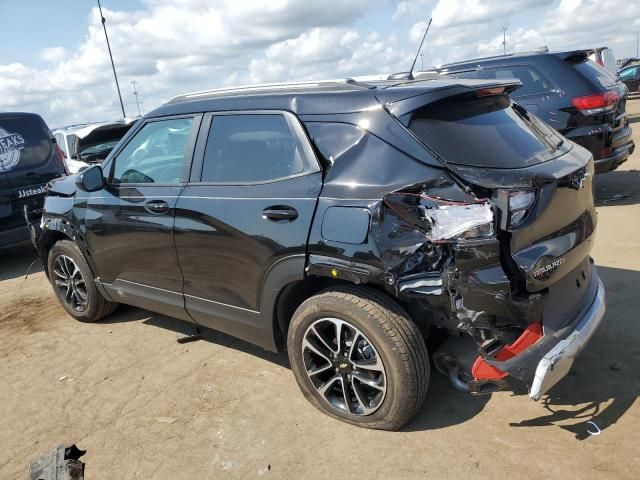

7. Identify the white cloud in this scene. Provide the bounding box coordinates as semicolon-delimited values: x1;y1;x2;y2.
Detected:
39;47;66;63
2;0;639;127
0;0;373;126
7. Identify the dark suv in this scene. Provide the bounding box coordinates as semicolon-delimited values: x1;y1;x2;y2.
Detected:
425;49;634;173
28;78;605;430
1;112;67;249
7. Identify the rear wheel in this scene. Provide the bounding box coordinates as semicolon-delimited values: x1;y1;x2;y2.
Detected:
287;285;429;430
48;240;117;322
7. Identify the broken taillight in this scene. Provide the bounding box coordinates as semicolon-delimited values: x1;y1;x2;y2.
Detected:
384;191;495;242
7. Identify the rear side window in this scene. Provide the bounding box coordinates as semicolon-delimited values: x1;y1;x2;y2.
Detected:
201;113;317;184
0;115;51;173
483;66;552;97
573;60;617;88
112;117;194;184
408;95;568;169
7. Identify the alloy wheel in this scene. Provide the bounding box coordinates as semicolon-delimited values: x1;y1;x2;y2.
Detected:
52;255;88;312
302;317;387;416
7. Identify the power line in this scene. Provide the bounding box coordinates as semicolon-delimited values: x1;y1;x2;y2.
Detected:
97;0;126;118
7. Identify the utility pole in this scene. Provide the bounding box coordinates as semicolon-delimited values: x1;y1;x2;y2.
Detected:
420;52;424;70
502;24;509;55
131;80;141;117
97;0;126;118
637;31;639;58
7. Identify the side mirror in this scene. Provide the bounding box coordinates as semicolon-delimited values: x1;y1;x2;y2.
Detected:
75;164;105;192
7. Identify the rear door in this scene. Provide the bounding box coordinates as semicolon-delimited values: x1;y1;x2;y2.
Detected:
174;111;322;346
84;115;200;320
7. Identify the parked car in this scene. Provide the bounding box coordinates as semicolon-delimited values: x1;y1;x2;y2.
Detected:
0;112;67;249
53;120;135;174
424;48;634;173
588;46;617;73
617;64;640;94
28;78;605;430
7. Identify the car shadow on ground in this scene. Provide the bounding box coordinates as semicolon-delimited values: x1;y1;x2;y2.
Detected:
82;266;640;435
507;265;639;440
100;305;290;369
594;168;640;207
0;243;42;282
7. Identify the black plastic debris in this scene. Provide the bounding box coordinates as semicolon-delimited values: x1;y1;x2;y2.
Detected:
29;444;86;480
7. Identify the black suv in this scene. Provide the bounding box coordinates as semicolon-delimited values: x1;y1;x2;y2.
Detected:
425;49;634;173
29;78;605;430
1;112;67;249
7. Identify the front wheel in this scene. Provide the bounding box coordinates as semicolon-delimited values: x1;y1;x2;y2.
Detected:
47;239;117;322
287;285;429;430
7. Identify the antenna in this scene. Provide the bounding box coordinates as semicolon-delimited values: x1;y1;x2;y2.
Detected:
409;17;432;79
97;0;126;118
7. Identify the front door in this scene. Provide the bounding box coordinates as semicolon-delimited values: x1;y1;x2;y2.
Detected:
83;115;200;320
174;112;322;346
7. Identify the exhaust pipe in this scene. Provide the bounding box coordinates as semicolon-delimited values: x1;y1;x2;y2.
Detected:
436;354;471;393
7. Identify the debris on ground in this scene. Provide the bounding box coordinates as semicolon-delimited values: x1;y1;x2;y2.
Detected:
29;444;86;480
155;417;178;424
586;421;602;436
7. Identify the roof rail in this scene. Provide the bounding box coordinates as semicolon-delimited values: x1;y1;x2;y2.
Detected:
168;78;371;104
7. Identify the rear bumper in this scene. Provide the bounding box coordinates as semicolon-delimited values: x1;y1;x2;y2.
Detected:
594;141;634;173
529;279;606;399
481;266;605;398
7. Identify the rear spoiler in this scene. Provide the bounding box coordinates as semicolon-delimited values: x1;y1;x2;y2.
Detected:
554;49;595;62
377;79;522;121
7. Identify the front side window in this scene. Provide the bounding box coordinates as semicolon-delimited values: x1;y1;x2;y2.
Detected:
484;65;552;97
112;118;194;184
201;113;316;184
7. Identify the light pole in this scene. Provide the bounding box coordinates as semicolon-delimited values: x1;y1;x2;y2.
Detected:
502;25;509;55
131;80;141;117
97;0;126;118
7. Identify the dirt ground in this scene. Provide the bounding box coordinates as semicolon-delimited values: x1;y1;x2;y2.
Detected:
1;102;640;480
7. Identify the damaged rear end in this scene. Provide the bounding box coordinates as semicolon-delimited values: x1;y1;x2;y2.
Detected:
305;79;605;400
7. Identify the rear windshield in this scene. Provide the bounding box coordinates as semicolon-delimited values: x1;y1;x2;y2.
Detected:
573;59;617;89
408;95;569;169
0;115;52;173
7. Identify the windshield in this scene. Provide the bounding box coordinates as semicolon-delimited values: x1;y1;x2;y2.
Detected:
77;139;120;157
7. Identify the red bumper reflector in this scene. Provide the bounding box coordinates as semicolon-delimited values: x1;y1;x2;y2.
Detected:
472;323;543;380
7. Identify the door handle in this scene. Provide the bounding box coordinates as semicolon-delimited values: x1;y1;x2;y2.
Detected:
144;200;169;214
263;205;298;222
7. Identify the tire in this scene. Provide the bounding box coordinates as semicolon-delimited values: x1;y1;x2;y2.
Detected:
47;239;117;322
287;285;429;430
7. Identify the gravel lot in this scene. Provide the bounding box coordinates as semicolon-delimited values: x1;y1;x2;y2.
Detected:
1;100;639;479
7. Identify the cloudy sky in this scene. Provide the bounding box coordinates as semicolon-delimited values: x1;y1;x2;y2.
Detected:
1;0;638;127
